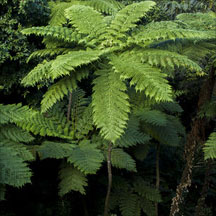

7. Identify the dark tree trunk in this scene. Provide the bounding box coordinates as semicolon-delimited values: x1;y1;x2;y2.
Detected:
169;66;215;216
195;160;213;216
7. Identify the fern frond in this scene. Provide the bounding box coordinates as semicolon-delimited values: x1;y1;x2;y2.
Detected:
92;69;130;142
21;60;52;87
111;148;136;172
67;141;104;174
108;1;156;39
0;144;32;187
16;112;71;139
49;50;102;80
0;139;34;162
27;48;73;63
119;193;140;216
0;125;34;143
133;178;162;202
153;101;183;114
38;141;76;159
49;1;76;26
76;105;94;139
22;26;82;43
138;48;203;75
142;119;181;146
131;22;216;47
133;144;150;161
116;116;150;148
65;5;107;44
135;108;168;126
59;165;88;196
82;0;123;15
0;104;34;124
176;13;216;30
111;55;173;102
203;132;216;160
41;69;89;113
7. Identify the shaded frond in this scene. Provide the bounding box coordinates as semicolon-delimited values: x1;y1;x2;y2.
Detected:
133;144;150;161
111;55;173;102
76;105;94;139
135;108;168;126
111;148;136;172
22;26;82;43
119;193;140;216
92;69;130;142
49;1;76;26
82;0;123;15
133;178;162;202
116;116;150;148
38;141;76;159
0;125;34;143
59;165;87;196
41;69;89;113
27;48;73;63
204;132;216;160
0;104;33;124
21;60;52;87
67;141;104;174
0;144;32;187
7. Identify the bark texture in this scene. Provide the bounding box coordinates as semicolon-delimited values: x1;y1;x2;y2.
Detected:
169;66;215;216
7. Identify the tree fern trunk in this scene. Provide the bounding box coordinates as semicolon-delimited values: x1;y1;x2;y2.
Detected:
169;66;215;216
155;143;160;216
194;160;213;216
104;142;113;216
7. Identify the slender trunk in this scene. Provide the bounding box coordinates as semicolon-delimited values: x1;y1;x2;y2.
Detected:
104;142;113;216
67;92;73;122
195;160;213;216
82;196;89;216
155;143;160;216
169;66;215;216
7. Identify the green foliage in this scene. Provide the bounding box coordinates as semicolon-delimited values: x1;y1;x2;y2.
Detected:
67;140;104;174
38;141;76;159
92;69;130;143
110;176;161;216
111;148;136;172
58;165;88;196
203;132;216;159
111;55;173;102
21;2;216;144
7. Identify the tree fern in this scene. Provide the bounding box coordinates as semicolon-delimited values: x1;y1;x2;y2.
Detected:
203;132;216;160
